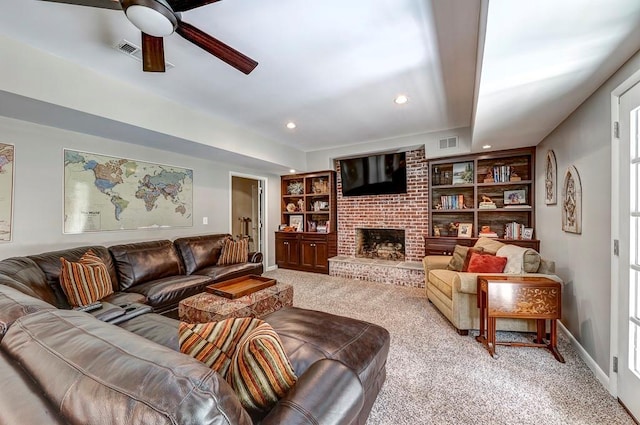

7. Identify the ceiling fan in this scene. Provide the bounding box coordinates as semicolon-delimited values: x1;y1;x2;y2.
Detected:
40;0;258;74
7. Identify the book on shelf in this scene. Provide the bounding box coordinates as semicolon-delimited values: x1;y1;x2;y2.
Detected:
478;232;499;238
503;204;531;208
439;194;465;210
503;221;525;240
479;202;497;209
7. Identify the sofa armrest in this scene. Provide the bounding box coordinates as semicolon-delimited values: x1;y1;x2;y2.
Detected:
538;259;556;274
248;251;263;263
423;256;451;274
261;359;364;425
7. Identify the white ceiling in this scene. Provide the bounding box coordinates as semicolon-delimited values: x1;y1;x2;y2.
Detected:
1;0;640;172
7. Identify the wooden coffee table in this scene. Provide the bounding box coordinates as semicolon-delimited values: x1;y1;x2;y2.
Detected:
178;277;293;323
476;275;564;362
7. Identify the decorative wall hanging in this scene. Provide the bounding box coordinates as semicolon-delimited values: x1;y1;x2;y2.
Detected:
64;149;193;233
562;165;582;234
545;150;557;205
0;143;14;242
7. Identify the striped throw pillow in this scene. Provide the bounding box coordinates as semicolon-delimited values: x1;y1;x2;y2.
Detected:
59;250;114;307
227;320;297;414
179;318;259;379
217;238;249;266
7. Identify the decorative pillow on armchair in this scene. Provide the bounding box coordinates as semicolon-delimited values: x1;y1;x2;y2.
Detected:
466;252;508;273
447;245;484;271
495;245;542;273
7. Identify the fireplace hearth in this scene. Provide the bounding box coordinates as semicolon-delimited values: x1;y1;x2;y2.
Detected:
356;228;405;261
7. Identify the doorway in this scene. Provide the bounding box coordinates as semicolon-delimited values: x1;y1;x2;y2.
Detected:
231;175;264;254
615;76;640;422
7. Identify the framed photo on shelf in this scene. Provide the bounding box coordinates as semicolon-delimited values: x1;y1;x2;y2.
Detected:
457;223;473;238
503;189;526;205
289;214;304;232
452;162;474;184
522;227;534;240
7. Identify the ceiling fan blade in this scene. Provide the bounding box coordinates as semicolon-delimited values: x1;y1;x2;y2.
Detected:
176;21;258;74
166;0;221;12
141;33;166;72
39;0;122;10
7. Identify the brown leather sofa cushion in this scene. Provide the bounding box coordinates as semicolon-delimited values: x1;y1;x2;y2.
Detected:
2;309;252;425
125;274;212;312
263;307;390;399
29;246;119;301
0;284;56;339
0;257;58;306
193;261;264;282
109;240;185;290
0;350;66;424
174;234;229;274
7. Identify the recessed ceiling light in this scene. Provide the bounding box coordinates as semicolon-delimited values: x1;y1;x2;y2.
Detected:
394;95;409;105
482;144;492;149
286;122;297;129
289;169;296;173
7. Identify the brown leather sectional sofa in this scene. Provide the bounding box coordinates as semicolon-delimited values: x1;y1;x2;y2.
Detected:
22;233;263;318
0;234;390;424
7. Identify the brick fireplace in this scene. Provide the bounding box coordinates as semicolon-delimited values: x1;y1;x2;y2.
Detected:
329;147;428;287
356;228;405;261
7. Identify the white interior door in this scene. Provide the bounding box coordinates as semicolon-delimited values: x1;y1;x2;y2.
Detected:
618;80;640;421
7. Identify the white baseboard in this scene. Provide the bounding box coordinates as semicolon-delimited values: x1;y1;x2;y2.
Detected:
558;321;611;393
266;265;278;271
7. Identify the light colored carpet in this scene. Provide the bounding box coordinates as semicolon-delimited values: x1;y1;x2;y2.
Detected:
263;268;634;425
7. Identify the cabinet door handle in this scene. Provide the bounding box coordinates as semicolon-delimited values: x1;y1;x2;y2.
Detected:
284;242;289;245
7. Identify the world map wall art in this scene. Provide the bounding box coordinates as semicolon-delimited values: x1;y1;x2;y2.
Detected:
0;143;14;242
64;149;193;233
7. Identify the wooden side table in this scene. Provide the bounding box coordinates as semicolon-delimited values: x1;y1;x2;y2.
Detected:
476;275;564;362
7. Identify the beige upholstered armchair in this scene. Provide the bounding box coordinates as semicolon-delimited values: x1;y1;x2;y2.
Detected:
423;238;561;335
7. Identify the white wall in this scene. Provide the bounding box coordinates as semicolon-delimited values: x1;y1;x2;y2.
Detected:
0;116;279;267
305;126;472;171
536;50;640;375
0;36;307;172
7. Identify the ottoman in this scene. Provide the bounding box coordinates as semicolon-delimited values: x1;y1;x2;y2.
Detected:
264;307;390;425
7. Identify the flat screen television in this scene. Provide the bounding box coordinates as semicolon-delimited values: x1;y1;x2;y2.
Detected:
339;152;407;196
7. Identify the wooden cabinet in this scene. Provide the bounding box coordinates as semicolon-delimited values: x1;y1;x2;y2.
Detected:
429;147;538;247
276;171;337;274
275;232;300;269
275;232;337;274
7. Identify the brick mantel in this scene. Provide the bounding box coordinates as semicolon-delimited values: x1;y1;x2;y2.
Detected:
335;147;428;262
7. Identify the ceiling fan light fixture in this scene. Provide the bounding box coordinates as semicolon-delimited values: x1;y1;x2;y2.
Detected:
122;0;177;37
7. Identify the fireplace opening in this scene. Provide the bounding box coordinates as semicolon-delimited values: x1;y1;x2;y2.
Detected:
356;228;405;261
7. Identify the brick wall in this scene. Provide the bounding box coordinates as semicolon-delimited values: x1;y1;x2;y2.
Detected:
336;147;428;261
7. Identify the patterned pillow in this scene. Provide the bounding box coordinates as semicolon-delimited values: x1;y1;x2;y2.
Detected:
59;250;114;307
179;318;258;379
446;245;484;271
217;238;249;266
227;320;297;415
466;252;508;273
